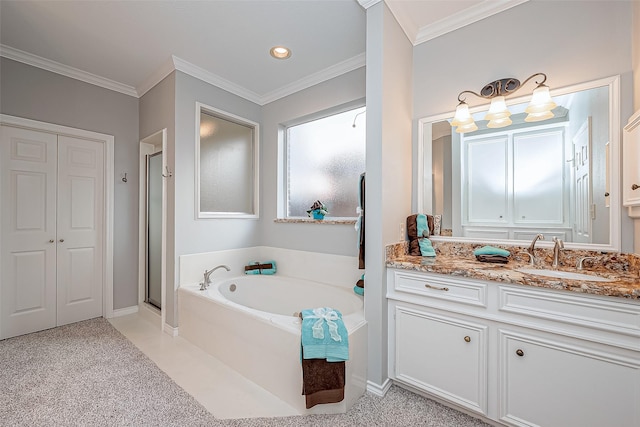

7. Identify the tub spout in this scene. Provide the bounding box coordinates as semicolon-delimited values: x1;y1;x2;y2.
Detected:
202;264;231;289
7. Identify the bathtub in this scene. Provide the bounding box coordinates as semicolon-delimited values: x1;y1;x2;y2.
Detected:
178;275;367;415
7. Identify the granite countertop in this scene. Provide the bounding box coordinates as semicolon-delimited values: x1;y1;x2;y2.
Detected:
386;241;640;300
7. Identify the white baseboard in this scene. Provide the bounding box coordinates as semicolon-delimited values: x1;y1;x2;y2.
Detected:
367;378;392;397
163;322;179;337
111;305;139;318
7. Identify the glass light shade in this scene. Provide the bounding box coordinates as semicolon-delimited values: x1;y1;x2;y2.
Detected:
525;110;555;122
525;85;557;114
487;116;513;128
484;96;511;121
451;102;474;127
455;122;479;133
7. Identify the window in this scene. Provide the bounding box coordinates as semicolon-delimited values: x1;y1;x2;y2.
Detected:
284;106;366;218
196;103;259;218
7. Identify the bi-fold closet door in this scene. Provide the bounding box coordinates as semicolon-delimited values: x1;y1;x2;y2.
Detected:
1;125;104;339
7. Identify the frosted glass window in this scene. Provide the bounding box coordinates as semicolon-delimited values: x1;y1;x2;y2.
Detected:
197;106;258;218
286;106;365;218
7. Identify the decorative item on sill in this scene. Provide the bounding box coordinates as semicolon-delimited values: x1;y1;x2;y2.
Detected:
307;200;328;220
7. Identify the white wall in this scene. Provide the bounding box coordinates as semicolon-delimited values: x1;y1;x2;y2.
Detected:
260;68;366;256
0;57;140;310
365;1;413;388
634;0;640;111
412;0;635;253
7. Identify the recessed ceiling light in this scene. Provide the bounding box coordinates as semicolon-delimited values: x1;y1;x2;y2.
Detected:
270;46;291;60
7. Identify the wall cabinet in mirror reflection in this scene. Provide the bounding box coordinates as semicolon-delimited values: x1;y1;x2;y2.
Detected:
195;102;259;219
418;76;620;251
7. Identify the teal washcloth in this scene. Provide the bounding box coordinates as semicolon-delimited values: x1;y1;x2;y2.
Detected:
473;245;510;257
419;238;436;257
301;308;349;362
416;214;430;238
353;286;364;296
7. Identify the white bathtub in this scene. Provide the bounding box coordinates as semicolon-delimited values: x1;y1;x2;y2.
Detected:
178;275;367;415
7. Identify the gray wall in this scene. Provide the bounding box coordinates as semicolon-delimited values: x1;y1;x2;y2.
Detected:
0;57;140;310
260;68;366;256
412;0;635;253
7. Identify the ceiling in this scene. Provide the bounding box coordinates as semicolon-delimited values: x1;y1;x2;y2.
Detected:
0;0;528;104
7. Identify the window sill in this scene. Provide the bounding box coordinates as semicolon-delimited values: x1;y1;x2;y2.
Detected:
274;218;356;225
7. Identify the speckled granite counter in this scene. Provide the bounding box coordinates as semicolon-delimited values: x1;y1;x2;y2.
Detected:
386;241;640;300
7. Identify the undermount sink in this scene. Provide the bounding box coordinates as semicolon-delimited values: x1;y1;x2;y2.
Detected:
515;268;614;283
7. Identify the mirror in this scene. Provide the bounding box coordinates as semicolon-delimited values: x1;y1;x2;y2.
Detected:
418;75;620;251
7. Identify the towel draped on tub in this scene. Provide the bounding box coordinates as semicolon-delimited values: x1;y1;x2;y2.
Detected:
300;308;349;409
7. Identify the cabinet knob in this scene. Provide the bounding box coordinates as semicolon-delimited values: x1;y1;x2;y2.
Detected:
49;239;55;243
604;192;610;197
59;239;65;243
464;336;471;343
516;349;524;357
632;184;639;191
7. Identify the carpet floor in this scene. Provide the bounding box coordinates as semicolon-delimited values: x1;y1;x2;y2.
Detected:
0;318;489;426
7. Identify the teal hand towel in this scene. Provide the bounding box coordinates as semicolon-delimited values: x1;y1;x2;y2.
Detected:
473;245;510;257
417;214;430;238
301;308;349;362
419;238;436;257
353;285;364;296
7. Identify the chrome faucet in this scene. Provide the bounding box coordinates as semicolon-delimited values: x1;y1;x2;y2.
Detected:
576;256;597;270
200;264;230;290
522;234;544;265
552;237;564;268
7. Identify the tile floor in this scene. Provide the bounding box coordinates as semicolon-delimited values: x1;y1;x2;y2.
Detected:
109;311;301;419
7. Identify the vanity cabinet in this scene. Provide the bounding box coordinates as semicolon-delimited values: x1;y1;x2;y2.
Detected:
623;109;640;207
393;304;488;415
387;269;640;427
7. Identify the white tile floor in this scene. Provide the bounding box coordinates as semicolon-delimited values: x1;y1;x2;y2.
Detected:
109;311;301;419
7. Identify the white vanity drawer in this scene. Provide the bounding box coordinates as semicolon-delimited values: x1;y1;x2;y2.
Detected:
394;271;487;307
499;285;640;338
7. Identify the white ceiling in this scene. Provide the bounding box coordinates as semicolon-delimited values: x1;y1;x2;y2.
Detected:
0;0;528;104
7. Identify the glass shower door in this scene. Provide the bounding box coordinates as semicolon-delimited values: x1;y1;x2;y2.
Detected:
146;152;162;309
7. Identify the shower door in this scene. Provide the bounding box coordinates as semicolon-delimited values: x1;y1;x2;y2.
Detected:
146;152;162;309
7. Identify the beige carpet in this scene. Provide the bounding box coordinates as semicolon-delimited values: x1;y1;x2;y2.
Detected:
0;318;489;426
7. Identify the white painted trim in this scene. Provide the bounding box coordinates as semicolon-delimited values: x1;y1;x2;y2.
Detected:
195;102;260;219
366;378;392;397
0;44;138;98
0;114;116;319
163;322;179;337
260;53;366;105
413;0;529;46
111;305;139;318
357;0;381;10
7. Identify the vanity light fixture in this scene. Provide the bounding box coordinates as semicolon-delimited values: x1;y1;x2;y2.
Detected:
452;73;557;133
269;46;291;60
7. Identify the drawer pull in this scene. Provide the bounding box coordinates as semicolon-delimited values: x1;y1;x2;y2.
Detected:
632;184;640;191
516;349;524;357
464;336;471;343
424;283;449;291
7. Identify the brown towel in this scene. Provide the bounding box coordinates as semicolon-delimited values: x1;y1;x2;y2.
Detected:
475;254;509;264
406;214;434;240
301;358;345;409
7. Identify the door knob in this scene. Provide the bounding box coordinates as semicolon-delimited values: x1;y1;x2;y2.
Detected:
59;239;65;243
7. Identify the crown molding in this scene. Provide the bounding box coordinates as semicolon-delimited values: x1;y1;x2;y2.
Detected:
413;0;529;46
260;52;366;105
357;0;382;10
0;44;138;97
171;56;263;105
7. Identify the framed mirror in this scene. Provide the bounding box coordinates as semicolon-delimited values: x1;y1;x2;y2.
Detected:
417;75;620;251
196;102;259;219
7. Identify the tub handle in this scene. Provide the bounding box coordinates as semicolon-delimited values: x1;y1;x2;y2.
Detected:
424;283;449;291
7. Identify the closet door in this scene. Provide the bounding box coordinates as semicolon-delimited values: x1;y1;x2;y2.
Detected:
56;135;104;326
0;126;58;339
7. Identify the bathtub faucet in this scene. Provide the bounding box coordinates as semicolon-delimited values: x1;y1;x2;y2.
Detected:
200;265;231;290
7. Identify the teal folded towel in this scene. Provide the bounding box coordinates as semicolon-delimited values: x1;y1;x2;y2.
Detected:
473;246;510;257
245;261;260;275
417;214;430;238
244;260;277;275
301;308;349;362
353;286;364;296
419;238;436;257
